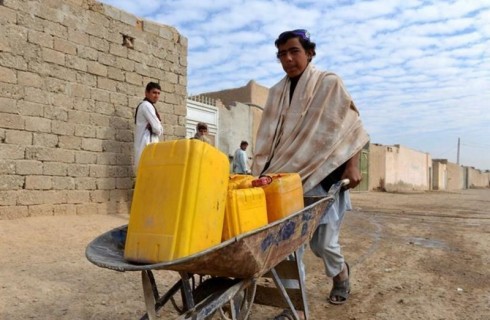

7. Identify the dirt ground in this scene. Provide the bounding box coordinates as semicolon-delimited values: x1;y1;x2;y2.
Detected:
1;189;489;320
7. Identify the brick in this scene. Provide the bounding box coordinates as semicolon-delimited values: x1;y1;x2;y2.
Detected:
76;203;98;215
76;177;96;190
98;52;116;66
107;66;124;81
52;120;75;135
0;205;28;219
66;190;90;203
16;160;43;175
25;146;75;163
5;129;32;145
43;162;67;176
95;101;115;115
116;177;132;189
0;113;23;130
42;19;67;38
17;190;65;205
90;190;110;202
90;114;110;127
18;101;44;117
96;127;116;140
0;5;17;24
53;204;77;216
0;97;17;113
17;71;43;88
28;204;54;217
0;144;25;159
25;176;52;189
97;77;117;91
65;55;87;71
0;174;24;190
0;160;16;174
33;133;58;147
0;190;17;206
44;105;69;121
58;136;81;149
67;164;89;177
70;83;91;98
77;45;98;61
67;29;89;46
52;176;75;190
42;47;66;65
54;38;77;55
114;57;134;71
76;72;97;87
87;61;107;77
90;88;111;102
82;138;103;152
0;52;27;71
25;87;49;104
75;151;97;164
75;124;96;138
0;65;17;83
25;117;51;133
27;29;53;48
96;152;117;165
69;110;90;124
96;177;115;190
89;35;109;52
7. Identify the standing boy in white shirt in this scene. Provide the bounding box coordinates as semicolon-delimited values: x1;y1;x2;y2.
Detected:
133;82;163;172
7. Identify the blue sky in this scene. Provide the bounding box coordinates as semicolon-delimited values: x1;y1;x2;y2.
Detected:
99;0;490;171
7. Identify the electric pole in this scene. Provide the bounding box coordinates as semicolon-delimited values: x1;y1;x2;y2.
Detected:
457;137;460;165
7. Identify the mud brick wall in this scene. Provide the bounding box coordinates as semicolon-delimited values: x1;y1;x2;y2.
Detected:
0;0;188;219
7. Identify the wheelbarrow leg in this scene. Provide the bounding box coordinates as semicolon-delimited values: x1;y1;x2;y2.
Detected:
270;267;302;320
142;270;158;320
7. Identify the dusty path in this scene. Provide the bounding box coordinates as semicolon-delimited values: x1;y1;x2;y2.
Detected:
1;189;489;319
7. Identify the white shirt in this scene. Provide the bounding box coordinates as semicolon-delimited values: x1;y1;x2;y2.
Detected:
233;148;249;174
134;100;163;171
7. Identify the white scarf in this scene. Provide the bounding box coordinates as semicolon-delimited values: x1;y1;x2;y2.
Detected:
252;64;369;192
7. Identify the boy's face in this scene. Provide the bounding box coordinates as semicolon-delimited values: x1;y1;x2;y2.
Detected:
277;37;312;78
145;88;161;104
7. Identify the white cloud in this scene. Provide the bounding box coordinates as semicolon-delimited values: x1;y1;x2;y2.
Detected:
99;0;490;170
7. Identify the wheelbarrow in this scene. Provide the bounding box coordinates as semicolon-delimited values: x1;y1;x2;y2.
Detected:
86;180;348;319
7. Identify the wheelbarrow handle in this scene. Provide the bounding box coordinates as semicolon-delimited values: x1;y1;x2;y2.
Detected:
326;179;351;198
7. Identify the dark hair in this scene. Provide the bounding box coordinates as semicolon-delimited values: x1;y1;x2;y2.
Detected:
145;82;161;92
240;140;249;147
275;30;316;61
196;122;208;130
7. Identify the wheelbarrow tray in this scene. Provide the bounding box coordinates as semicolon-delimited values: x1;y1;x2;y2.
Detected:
86;195;334;279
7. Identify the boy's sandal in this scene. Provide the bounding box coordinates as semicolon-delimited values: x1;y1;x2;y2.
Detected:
328;262;351;305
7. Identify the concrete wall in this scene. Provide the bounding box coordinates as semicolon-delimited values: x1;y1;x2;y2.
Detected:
368;144;386;191
466;167;490;188
199;80;268;112
432;160;447;190
0;0;187;219
369;144;432;192
432;160;465;191
446;162;465;190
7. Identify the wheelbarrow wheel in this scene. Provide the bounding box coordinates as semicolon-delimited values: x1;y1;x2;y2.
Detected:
193;277;256;320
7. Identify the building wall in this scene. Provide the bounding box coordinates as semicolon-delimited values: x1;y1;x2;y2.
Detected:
368;144;387;191
369;144;432;192
432;160;447;190
446;162;464;190
0;0;187;219
199;80;269;111
467;167;490;188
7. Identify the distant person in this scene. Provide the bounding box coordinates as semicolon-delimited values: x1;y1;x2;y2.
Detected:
252;29;369;318
193;122;211;144
232;141;251;174
133;82;163;172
